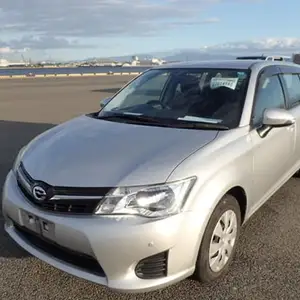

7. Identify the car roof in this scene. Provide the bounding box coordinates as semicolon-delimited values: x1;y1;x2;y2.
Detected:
152;59;299;71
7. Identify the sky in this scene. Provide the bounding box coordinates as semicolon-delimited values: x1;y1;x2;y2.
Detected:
0;0;300;61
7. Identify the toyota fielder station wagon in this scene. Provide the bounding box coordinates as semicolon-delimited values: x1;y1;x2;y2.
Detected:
2;60;300;293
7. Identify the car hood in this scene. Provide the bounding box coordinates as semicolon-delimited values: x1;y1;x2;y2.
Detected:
22;115;219;187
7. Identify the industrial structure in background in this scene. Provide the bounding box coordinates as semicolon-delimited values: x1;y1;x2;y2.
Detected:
0;54;30;67
47;55;166;68
2;52;300;68
120;56;166;67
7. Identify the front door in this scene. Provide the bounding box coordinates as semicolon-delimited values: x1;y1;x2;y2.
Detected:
249;69;295;209
279;72;300;169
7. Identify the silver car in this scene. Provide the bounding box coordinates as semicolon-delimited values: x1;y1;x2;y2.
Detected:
2;60;300;293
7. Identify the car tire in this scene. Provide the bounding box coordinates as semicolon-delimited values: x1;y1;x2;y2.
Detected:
194;194;241;283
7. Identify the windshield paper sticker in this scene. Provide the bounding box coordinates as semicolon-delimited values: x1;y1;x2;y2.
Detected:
210;77;238;90
178;116;222;124
123;112;143;115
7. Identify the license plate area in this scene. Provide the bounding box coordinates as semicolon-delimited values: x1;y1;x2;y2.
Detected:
20;210;55;240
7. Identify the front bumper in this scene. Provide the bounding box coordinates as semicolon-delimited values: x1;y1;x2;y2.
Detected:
2;171;202;293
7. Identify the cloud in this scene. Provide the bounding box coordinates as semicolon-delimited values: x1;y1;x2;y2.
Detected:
0;36;91;55
156;37;300;61
204;38;300;54
0;41;28;54
8;36;91;50
0;0;220;50
1;0;294;57
168;17;220;27
0;47;13;54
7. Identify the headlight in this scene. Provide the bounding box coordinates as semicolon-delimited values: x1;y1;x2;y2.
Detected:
94;177;196;218
12;146;27;173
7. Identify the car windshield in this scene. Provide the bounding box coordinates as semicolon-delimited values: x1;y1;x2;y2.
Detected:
98;68;250;129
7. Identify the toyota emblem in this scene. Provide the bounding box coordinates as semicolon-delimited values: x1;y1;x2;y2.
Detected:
32;185;47;201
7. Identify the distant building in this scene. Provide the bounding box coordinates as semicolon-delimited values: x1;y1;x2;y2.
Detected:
151;58;165;65
121;57;166;67
0;58;28;67
0;59;9;67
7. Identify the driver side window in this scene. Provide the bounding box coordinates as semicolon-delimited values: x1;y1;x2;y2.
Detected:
252;74;285;126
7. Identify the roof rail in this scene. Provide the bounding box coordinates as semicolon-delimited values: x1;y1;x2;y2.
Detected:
236;55;292;62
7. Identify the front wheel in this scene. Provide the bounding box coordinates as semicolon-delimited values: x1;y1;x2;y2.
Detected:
194;194;241;283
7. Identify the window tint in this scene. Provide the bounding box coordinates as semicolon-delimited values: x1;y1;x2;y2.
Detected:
100;68;250;129
109;70;170;109
252;75;285;125
138;72;169;92
281;74;300;108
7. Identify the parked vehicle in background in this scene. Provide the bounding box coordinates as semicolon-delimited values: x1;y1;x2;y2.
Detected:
3;59;300;293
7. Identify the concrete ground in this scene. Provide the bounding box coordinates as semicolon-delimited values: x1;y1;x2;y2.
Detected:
0;77;300;300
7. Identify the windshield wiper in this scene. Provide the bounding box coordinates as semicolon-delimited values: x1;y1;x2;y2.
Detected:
173;121;229;130
98;113;229;130
98;113;162;124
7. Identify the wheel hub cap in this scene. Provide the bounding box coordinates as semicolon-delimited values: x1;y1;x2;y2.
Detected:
208;209;238;273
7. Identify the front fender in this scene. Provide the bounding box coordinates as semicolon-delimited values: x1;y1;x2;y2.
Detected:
178;159;254;267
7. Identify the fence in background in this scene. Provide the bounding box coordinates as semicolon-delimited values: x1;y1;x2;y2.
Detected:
0;71;142;80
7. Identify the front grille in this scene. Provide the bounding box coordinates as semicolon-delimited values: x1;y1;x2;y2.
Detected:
135;251;169;279
17;179;101;214
35;200;99;214
13;221;106;277
16;163;112;215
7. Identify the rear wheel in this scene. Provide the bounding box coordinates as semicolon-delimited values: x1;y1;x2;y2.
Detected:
194;194;241;283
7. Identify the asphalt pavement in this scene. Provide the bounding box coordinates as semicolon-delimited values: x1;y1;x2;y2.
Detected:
0;76;300;300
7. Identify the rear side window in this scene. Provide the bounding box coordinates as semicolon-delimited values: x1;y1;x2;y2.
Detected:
281;74;300;108
252;75;285;126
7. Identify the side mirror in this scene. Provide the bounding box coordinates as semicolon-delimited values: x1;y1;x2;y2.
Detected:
257;108;295;138
262;108;295;127
100;97;111;109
